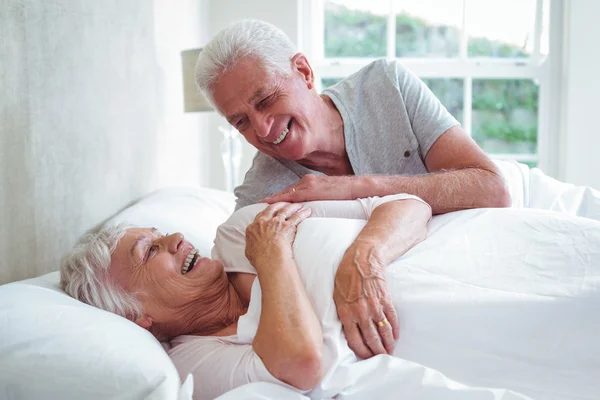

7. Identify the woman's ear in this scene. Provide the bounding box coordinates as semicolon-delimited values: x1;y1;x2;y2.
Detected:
291;53;315;90
135;314;154;330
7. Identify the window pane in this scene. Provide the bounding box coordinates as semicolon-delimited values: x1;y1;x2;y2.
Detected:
472;79;538;154
421;78;464;124
466;0;536;58
540;0;550;56
395;0;463;58
324;0;388;58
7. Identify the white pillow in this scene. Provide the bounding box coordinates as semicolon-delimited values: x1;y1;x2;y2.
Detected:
0;186;235;400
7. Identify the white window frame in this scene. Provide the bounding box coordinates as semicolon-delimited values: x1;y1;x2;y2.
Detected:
297;0;564;176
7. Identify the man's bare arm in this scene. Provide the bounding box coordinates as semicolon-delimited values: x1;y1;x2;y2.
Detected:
261;126;511;214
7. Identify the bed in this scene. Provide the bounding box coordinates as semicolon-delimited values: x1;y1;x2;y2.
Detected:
1;161;599;400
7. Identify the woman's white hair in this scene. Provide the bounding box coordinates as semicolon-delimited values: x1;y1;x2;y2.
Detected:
60;223;143;321
195;19;297;106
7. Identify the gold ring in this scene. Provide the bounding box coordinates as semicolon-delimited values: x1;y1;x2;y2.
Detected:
376;318;389;328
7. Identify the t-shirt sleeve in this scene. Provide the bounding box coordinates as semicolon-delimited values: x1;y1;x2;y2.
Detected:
395;62;460;156
303;194;430;219
169;337;299;400
212;204;266;274
234;153;301;211
357;193;431;218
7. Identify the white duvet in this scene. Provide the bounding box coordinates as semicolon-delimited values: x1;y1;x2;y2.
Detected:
210;160;600;400
228;208;600;399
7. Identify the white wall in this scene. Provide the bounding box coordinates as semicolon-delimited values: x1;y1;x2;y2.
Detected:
153;0;211;187
0;0;210;283
559;0;600;189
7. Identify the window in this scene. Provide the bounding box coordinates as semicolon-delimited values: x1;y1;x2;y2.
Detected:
300;0;563;170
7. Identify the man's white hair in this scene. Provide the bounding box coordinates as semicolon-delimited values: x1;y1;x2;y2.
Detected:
195;19;297;106
60;223;143;321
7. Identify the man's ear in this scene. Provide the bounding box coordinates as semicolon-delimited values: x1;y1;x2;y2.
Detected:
135;314;154;330
291;53;315;90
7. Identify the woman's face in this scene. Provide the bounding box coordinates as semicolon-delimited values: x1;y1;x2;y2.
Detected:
109;228;226;326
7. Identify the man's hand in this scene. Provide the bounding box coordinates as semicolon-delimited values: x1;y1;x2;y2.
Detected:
333;244;399;359
260;175;360;204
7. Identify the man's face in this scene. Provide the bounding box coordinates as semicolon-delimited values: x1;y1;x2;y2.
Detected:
210;54;319;162
110;228;226;324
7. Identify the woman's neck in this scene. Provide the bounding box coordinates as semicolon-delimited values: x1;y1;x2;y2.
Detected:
192;280;247;335
152;277;247;340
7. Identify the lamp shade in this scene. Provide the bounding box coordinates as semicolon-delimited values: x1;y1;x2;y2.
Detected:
181;48;213;112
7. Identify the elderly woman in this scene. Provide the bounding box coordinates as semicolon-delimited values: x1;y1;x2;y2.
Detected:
61;194;431;399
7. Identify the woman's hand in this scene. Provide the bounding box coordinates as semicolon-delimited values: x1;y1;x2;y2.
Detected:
246;203;322;390
245;202;312;268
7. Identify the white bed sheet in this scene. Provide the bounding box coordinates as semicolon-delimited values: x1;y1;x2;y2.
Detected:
496;159;600;220
212;162;600;400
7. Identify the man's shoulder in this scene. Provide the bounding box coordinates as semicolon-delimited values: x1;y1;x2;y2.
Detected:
323;59;405;105
340;59;405;86
234;153;301;210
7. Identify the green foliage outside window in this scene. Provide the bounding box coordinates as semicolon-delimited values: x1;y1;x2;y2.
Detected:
323;2;538;157
468;38;528;58
324;6;387;57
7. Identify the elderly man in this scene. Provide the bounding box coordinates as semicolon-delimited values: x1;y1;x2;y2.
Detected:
195;19;510;360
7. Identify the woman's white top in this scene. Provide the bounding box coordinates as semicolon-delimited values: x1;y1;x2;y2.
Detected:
168;194;426;400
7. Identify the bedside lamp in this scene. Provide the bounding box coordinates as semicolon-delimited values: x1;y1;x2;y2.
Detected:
181;48;213;112
181;48;242;192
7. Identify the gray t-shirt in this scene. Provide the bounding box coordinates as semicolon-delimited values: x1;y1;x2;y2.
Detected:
234;59;459;210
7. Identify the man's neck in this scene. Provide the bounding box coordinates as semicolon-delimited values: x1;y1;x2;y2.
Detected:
298;94;353;176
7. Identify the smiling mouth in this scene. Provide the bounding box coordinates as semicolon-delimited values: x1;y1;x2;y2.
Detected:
182;249;200;275
272;120;292;145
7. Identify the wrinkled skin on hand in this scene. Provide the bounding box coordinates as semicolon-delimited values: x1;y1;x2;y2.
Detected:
333;245;399;359
244;202;311;269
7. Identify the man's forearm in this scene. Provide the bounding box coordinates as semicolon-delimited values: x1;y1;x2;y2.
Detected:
356;168;510;215
351;199;431;265
333;198;431;356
